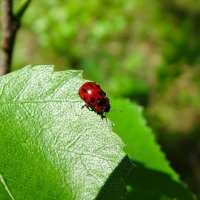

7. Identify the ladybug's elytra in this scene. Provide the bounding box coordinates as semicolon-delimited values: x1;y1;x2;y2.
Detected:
79;82;111;117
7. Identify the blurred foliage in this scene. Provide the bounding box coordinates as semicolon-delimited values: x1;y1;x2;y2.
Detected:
1;0;200;198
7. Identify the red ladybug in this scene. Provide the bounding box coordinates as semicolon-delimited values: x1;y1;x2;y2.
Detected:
79;82;111;117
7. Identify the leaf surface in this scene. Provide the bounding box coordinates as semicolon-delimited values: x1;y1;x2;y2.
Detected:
0;66;130;200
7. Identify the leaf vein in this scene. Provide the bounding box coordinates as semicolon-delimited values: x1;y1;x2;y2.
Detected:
69;150;115;164
0;174;15;200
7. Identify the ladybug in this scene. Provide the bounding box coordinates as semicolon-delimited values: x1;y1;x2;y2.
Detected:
79;82;111;117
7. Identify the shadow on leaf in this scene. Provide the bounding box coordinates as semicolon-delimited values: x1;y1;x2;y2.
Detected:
126;161;196;200
96;156;132;200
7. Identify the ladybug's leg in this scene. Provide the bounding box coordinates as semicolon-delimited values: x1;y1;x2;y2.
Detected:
101;114;105;119
99;112;106;119
81;104;87;109
82;104;93;111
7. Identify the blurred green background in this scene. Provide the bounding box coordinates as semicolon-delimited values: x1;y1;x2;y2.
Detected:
1;0;200;197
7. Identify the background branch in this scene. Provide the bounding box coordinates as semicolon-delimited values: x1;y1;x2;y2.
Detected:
0;0;31;75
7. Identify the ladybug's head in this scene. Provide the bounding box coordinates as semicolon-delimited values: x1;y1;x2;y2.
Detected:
96;97;111;114
103;104;110;113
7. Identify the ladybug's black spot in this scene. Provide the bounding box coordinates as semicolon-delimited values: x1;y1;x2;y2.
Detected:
88;83;94;87
82;89;87;93
97;91;105;96
90;97;95;103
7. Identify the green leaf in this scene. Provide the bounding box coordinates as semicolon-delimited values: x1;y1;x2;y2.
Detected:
108;98;177;177
108;98;196;200
0;66;131;200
